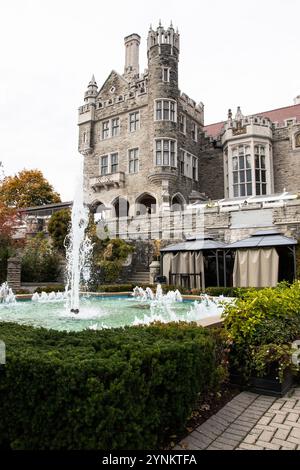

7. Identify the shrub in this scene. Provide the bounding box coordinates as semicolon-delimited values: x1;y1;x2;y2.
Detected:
0;321;227;450
223;282;300;381
21;233;61;282
34;284;65;294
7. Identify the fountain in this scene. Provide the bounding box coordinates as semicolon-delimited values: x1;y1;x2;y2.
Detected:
64;157;93;313
0;282;16;305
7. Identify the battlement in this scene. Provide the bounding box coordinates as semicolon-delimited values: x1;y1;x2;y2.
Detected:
147;22;180;53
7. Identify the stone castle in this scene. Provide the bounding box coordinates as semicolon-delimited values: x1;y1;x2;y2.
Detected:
77;23;300;246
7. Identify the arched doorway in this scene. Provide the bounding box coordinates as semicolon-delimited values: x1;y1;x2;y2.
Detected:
91;201;107;223
136;193;157;215
171;193;186;211
112;197;130;218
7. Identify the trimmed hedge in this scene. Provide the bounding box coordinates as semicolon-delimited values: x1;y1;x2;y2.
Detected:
0;322;226;450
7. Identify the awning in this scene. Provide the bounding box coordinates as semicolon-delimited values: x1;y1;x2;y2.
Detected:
160;235;226;253
227;230;297;249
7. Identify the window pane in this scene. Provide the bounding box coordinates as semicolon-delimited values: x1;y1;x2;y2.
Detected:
233;148;238;157
233;185;239;197
246;169;252;182
239;155;245;169
156;140;161;150
240;171;245;183
261;155;265;168
256;183;261;195
232;157;238;171
233;172;238;184
163;140;169;151
255;155;259;168
238;146;244;155
247;184;252;196
261;170;266;182
156;151;162;165
260;146;265;155
163;151;169;165
170;141;175;151
246;155;251;168
240;185;246;197
262;184;267;195
254;146;258;154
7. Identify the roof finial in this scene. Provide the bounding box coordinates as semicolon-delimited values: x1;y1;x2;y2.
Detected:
159;19;162;27
235;106;243;120
228;108;232;120
170;20;173;28
88;74;97;87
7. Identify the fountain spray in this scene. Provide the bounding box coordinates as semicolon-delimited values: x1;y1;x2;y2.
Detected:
65;157;93;313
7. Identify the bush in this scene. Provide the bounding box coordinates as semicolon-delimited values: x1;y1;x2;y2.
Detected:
21;233;61;282
94;284;190;294
0;321;227;450
34;284;65;294
48;209;71;252
189;286;259;297
223;282;300;381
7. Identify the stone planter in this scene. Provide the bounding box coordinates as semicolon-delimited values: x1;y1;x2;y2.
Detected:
149;260;160;284
229;367;294;397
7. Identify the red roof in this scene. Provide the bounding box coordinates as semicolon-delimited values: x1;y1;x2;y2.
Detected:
204;103;300;139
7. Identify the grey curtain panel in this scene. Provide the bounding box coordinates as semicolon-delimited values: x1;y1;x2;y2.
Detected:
233;248;279;287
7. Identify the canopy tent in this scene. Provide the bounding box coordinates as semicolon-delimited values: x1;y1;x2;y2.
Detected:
160;236;227;289
228;230;297;287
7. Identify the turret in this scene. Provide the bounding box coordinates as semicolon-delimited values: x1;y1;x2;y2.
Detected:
84;75;98;104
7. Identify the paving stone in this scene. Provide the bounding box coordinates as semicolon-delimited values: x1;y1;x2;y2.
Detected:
271;438;297;450
238;443;264;450
274;428;290;440
259;429;275;443
287;412;298;422
242;434;257;444
257;415;273;426
258;441;281;450
290;427;300;440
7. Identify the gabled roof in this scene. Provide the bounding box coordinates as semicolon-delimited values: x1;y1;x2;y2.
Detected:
161;235;226;252
97;70;128;96
227;230;297;249
204;103;300;139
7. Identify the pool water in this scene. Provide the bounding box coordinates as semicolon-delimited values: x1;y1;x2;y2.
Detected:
0;294;228;332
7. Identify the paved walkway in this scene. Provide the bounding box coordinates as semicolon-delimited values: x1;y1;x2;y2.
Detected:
176;387;300;450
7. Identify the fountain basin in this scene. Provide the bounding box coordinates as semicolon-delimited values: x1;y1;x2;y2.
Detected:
0;293;231;332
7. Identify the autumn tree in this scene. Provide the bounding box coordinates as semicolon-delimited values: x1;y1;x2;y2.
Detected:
0;169;61;208
48;208;71;252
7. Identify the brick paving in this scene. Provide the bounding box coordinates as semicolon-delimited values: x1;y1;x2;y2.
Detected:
176;387;300;450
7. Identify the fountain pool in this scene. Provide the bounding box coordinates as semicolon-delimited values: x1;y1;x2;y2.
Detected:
0;286;232;332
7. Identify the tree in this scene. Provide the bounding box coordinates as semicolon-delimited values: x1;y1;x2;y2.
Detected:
48;209;71;252
0;169;61;208
0;203;18;282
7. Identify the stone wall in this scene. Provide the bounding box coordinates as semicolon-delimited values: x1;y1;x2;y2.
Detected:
273;124;300;194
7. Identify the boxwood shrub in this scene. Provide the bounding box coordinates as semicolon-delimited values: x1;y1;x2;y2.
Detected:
0;321;226;450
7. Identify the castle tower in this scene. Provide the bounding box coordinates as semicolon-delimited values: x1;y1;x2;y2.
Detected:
146;23;181;208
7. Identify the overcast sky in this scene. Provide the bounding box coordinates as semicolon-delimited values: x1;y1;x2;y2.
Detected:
0;0;299;201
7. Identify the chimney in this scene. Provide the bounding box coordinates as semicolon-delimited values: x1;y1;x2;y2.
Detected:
294;95;300;105
124;33;141;76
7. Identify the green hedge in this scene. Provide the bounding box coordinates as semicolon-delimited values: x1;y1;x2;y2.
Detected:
0;322;226;450
95;284;190;294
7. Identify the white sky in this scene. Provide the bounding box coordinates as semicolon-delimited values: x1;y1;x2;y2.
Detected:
0;0;299;200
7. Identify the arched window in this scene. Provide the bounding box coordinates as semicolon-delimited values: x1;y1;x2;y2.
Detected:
136;193;157;215
171;193;185;211
295;133;300;148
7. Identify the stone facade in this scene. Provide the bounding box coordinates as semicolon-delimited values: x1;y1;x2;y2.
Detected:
78;23;300;243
